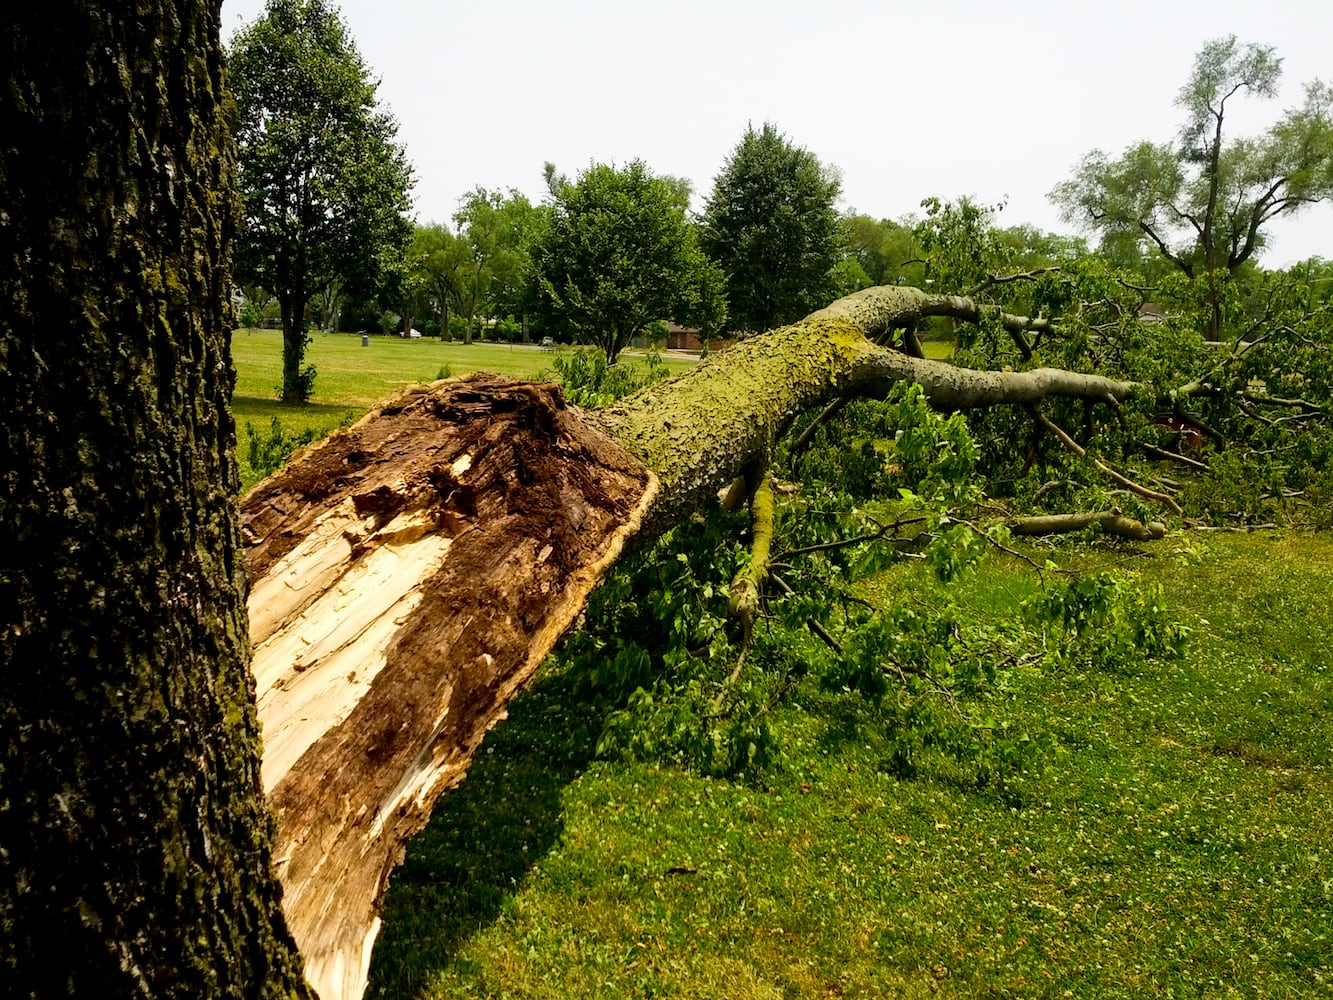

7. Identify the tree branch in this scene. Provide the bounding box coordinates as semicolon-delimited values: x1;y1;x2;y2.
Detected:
728;462;776;645
770;574;843;655
1008;511;1167;541
788;397;850;456
774;515;929;560
1031;409;1184;515
1138;220;1193;277
1231;176;1289;269
1140;442;1210;470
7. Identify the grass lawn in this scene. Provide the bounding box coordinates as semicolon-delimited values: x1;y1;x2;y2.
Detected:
365;531;1333;999
230;329;696;487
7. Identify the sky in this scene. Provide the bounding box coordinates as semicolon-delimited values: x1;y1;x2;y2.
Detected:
221;0;1333;267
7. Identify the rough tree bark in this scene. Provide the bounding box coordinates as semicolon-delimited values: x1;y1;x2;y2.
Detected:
244;285;1137;999
0;4;311;997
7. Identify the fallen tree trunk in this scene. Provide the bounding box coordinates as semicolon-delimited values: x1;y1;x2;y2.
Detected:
243;285;1139;999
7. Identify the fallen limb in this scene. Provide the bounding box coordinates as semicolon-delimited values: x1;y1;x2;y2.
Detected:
770;574;844;655
775;514;929;559
788;397;850;456
243;285;1146;998
728;463;776;646
1140;442;1210;471
1009;511;1168;541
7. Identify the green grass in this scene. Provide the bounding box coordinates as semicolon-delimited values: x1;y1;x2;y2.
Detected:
366;531;1333;999
230;329;696;488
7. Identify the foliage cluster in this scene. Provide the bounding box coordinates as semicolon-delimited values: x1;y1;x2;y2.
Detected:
553;385;1189;788
550;348;672;409
243;416;325;483
528;161;726;360
700;122;844;333
902;191;1333;530
1052;37;1333;282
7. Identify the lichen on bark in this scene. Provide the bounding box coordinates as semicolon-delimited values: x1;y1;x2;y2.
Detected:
595;285;1136;531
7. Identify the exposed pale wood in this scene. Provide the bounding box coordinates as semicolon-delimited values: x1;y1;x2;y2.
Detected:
243;376;655;1000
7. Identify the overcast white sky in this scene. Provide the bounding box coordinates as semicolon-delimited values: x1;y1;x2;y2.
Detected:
221;0;1333;266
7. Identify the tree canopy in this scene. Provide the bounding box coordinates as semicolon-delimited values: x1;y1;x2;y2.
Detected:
701;122;844;333
1052;37;1333;284
230;0;413;401
529;160;726;359
447;187;542;343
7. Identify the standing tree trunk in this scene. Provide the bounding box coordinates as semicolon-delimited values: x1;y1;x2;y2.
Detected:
0;5;310;997
281;272;312;402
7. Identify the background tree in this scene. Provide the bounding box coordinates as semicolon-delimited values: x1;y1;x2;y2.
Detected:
1052;36;1333;336
842;213;927;288
448;187;540;343
0;3;310;995
529;160;726;359
488;190;545;342
230;0;413;401
701;122;843;332
410;221;470;337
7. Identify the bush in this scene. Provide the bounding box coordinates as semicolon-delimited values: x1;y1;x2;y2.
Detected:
243;417;322;483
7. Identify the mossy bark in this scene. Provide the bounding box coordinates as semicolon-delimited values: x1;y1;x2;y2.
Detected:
595;285;1136;531
0;5;310;997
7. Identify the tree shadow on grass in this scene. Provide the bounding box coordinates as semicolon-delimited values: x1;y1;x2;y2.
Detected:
364;662;610;998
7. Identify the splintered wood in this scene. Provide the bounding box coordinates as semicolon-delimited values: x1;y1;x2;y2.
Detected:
240;375;656;1000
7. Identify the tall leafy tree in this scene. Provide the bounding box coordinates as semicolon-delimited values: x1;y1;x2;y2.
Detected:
230;0;413;401
701;122;843;333
1;3;310;994
842;213;927;288
486;190;545;340
451;187;526;344
410;222;470;337
1052;36;1333;335
530;160;726;359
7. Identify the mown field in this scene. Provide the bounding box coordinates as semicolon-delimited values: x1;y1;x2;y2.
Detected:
363;533;1332;999
230;334;1331;998
230;330;699;487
